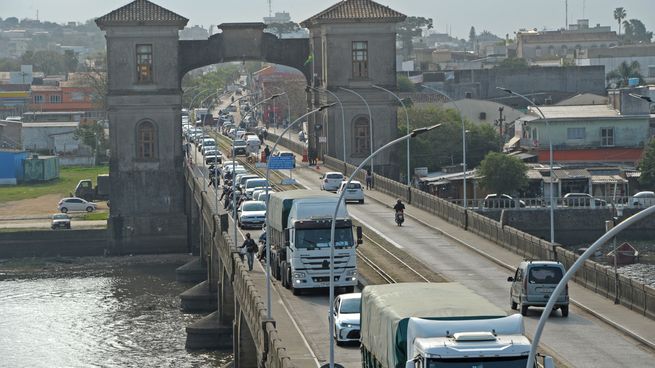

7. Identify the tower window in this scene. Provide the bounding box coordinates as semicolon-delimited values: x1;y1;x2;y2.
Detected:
136;44;153;83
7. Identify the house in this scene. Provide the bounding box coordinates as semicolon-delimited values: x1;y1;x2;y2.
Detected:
519;104;649;165
21;121;80;153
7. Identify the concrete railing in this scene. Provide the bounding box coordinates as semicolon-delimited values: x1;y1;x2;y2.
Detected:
321;155;655;320
185;164;297;367
266;131;307;158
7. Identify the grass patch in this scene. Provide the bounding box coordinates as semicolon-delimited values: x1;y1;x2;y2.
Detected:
0;165;109;203
82;212;109;221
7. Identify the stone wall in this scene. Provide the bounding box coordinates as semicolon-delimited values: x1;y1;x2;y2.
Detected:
0;230;107;258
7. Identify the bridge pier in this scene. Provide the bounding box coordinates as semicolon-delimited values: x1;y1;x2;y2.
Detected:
234;304;259;368
188;186;200;256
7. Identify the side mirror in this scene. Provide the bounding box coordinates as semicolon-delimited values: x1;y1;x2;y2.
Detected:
356;226;363;245
507;276;514;282
543;356;555;368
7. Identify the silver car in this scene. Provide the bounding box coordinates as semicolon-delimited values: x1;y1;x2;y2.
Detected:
332;292;361;345
58;197;97;213
237;201;267;229
508;261;569;317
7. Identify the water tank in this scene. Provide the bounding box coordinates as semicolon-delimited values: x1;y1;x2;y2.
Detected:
628;78;640;87
414;167;428;177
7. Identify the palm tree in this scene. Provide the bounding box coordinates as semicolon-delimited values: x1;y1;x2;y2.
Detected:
606;60;644;87
614;7;627;36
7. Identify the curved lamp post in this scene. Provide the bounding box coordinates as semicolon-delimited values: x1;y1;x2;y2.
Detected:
327;123;442;368
497;87;555;251
371;84;411;186
422;85;468;208
263;103;336;319
308;86;347;163
339;87;374;177
526;205;655;368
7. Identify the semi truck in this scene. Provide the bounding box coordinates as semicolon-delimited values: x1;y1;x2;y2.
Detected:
74;174;110;201
267;190;362;295
361;282;554;368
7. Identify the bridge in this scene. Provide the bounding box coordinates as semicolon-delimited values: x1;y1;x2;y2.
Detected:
94;1;655;367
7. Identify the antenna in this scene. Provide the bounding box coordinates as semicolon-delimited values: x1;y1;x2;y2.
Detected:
268;0;272;18
565;0;568;29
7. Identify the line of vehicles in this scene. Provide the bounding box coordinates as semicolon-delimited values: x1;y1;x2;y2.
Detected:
187;100;566;367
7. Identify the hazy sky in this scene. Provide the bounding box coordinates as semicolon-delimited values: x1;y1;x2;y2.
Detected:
2;0;654;39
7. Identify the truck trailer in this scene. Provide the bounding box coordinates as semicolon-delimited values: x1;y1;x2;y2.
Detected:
267;190;361;295
360;282;554;368
74;174;110;201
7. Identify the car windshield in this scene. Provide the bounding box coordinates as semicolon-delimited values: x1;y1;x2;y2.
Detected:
339;298;361;314
327;174;343;179
53;214;68;220
529;266;563;284
234;140;246;147
344;183;361;189
427;356;528;368
242;202;266;212
295;228;353;249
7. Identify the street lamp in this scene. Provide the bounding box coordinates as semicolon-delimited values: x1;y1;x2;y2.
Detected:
308;86;347;163
339;87;374;178
327;123;442;368
263;103;336;320
497;87;556;254
422;85;468;209
268;86;292;139
526;204;655;368
371;84;411;186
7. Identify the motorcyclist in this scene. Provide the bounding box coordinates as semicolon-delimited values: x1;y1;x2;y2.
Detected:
393;199;405;213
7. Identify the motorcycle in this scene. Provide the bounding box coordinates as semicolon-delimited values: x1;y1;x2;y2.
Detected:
395;210;404;226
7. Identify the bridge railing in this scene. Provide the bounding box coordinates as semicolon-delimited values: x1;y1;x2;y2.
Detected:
319;154;655;320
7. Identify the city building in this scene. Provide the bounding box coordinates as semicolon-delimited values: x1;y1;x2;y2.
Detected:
576;44;655;85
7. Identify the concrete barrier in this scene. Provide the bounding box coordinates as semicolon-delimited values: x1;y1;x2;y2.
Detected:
0;229;108;258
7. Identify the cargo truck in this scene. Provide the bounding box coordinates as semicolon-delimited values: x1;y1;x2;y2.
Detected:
267;190;362;295
361;283;554;368
74;174;110;201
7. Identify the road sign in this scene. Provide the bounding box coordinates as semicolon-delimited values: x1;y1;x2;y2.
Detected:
318;136;327;143
267;156;295;170
255;162;267;168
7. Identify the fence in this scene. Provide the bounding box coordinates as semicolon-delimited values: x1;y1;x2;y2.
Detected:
320;154;655;320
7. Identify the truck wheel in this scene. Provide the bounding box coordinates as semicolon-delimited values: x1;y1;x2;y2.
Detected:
281;261;288;288
561;305;569;317
345;286;355;293
292;286;301;296
510;300;517;310
86;206;94;212
520;303;528;316
359;199;364;204
61;207;68;213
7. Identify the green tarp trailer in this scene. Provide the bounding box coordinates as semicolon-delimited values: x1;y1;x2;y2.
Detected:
360;283;507;368
22;155;59;182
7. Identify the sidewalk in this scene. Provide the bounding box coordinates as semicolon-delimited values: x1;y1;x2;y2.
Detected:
267;124;655;350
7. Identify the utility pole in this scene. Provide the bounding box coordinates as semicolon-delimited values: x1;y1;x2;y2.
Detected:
495;106;505;148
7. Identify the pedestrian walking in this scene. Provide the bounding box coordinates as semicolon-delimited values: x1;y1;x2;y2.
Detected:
365;169;373;190
239;233;258;271
264;145;271;160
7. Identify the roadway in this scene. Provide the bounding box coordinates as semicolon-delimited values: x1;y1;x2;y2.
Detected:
191;96;655;367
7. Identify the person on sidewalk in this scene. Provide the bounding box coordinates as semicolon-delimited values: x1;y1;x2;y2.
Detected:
365;169;373;190
264;145;271;160
239;233;258;271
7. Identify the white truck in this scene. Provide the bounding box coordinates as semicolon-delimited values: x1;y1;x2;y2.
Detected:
361;283;554;368
267;190;362;295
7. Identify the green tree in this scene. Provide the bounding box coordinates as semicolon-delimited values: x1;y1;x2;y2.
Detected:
638;138;655;188
63;50;79;73
469;26;476;44
397;16;433;59
396;105;501;174
614;7;627;36
478;152;528;195
74;121;108;165
606;60;644;87
496;57;529;69
397;75;415;92
622;19;653;44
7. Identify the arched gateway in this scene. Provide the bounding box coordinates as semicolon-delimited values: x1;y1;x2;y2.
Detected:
96;0;404;253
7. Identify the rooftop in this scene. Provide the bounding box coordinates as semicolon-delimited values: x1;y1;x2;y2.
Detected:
529;105;620;119
301;0;405;27
95;0;188;29
21;122;79;128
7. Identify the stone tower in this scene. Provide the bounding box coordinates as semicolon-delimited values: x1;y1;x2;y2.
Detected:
96;0;189;254
301;0;406;176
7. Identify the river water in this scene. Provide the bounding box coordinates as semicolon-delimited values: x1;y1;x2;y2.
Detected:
0;257;229;368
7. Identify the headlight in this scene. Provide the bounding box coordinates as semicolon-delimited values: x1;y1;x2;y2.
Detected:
346;270;357;276
292;272;306;278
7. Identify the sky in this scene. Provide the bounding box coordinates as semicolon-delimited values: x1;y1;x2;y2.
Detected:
1;0;654;40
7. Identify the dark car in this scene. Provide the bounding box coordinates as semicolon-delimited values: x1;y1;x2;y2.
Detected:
51;213;71;230
233;140;247;156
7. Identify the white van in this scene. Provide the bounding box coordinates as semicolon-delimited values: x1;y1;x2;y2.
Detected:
246;135;261;153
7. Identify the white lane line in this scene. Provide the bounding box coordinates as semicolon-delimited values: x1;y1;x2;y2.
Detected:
349;213;404;249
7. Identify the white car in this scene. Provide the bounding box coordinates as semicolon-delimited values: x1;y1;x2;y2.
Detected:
631;191;655;208
238;200;267;229
337;180;364;204
332;292;361;346
58;197;97;213
320;172;345;192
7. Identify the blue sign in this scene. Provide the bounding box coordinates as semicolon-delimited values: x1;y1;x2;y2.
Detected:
267;156;295;170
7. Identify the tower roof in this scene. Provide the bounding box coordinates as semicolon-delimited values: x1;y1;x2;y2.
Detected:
95;0;188;29
301;0;406;27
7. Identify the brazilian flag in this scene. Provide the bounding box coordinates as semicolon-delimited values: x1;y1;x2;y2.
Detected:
303;53;314;66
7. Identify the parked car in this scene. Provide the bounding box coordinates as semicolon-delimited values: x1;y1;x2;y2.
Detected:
236;174;260;190
51;213;71;230
331;292;361;345
563;193;606;207
337;180;364;204
272;151;296;168
58;197;97;213
198;138;216;152
507;260;569;317
233;139;248;156
483;194;525;208
244;178;270;199
320;172;345;192
205;152;222;166
631;191;655;208
253;189;275;202
238;200;267;229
